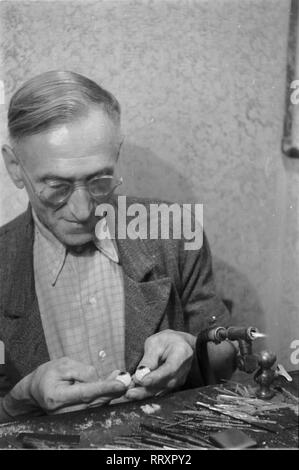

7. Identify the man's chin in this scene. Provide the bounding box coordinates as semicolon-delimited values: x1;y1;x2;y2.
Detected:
60;232;94;247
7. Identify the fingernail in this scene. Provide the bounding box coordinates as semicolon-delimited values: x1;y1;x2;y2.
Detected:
126;389;139;399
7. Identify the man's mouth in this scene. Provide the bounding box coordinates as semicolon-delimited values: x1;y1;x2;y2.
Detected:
62;215;99;235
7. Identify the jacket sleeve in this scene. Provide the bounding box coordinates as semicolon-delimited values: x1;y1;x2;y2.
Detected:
180;230;231;332
179;229;231;387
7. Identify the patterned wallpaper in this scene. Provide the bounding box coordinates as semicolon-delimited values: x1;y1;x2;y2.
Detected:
0;0;298;368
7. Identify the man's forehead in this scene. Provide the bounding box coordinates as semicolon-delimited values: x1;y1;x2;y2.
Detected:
15;116;120;170
47;125;70;146
44;112;119;148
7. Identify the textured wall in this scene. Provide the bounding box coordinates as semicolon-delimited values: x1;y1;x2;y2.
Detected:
0;0;298;369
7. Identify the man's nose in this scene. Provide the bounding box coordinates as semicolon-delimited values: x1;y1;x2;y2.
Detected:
67;188;94;222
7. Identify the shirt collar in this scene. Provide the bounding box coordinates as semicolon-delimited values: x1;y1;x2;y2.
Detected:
32;210;119;285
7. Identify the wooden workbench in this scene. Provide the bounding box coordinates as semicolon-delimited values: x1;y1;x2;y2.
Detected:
0;371;297;449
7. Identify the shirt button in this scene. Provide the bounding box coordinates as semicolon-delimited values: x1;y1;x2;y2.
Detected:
89;297;97;305
98;350;106;360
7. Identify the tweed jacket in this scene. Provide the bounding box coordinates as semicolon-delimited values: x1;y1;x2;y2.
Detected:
0;197;230;396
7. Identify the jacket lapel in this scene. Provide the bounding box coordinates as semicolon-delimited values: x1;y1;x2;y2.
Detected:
2;206;49;381
117;237;172;373
108;196;174;372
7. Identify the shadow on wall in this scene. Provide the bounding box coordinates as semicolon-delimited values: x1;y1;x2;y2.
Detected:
119;142;266;347
118;142;198;204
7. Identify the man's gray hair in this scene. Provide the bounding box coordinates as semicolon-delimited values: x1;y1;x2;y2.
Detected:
8;70;121;141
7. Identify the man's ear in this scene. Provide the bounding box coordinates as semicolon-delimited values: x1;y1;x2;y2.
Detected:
1;144;25;189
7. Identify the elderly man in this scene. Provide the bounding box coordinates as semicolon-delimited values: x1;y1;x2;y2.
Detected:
0;71;235;422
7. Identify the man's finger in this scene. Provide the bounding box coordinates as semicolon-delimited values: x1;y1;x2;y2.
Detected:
141;361;176;387
59;379;127;406
142;346;192;387
105;370;121;380
137;341;165;372
125;386;158;401
50;403;89;414
87;394;121;408
133;348;163;384
51;395;114;414
60;362;99;383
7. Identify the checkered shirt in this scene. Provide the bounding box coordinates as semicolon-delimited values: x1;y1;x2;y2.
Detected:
32;211;125;379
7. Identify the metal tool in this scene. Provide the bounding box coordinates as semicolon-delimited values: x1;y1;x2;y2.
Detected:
197;325;266;373
195;324;290;399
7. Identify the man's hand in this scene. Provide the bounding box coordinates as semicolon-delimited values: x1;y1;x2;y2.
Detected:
2;357;128;419
125;329;196;401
